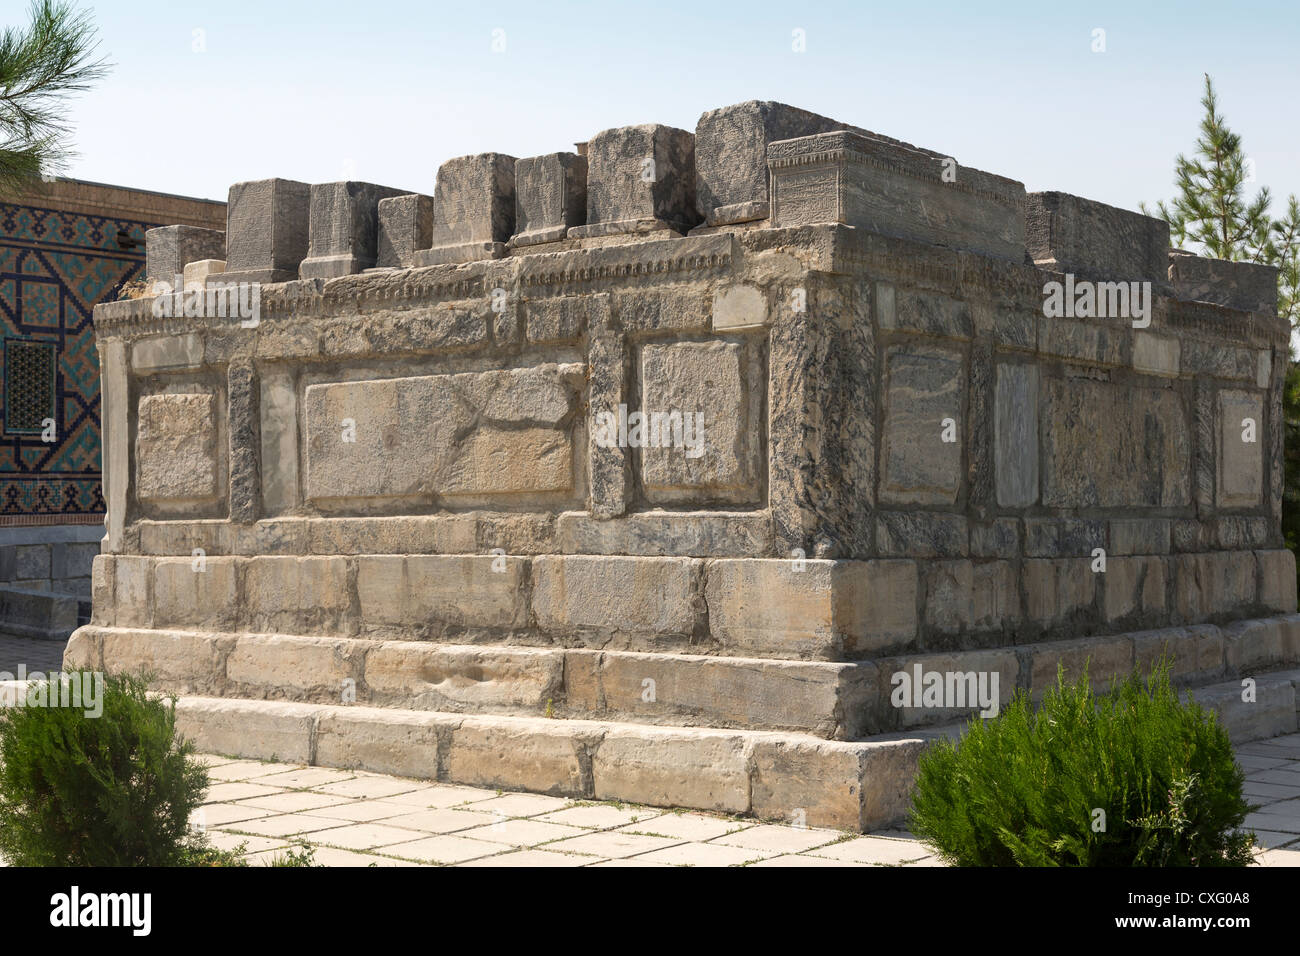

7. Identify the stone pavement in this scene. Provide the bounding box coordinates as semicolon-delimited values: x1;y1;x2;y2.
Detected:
194;732;1300;867
0;633;68;675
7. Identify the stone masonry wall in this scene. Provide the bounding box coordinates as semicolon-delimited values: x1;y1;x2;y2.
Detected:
88;100;1294;672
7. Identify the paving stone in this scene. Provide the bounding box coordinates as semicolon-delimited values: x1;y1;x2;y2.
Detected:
311;823;434;851
1246;829;1300;850
537;804;662;830
206;831;289;854
313;777;432;799
1255;848;1300;867
806;836;933;864
205;781;288;802
632;841;773;866
237;791;358;813
192;803;276;827
297;846;426;867
222;813;352;838
710;824;843;855
748;854;867;867
375;786;500;809
617;813;750;842
370;808;499;835
543;831;684;859
379;834;504;864
252;767;359;788
457;819;589;847
469;792;575;817
204;760;295;782
456;849;594;868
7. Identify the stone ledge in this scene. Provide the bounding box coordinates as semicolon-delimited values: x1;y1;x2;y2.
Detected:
170;695;925;830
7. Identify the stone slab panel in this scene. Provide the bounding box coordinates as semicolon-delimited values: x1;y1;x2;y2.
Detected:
994;362;1038;507
356;554;528;631
578;124;698;234
1217;390;1264;508
445;716;592;796
222;178;310;282
880;345;964;506
592;726;749;813
300;181;408;277
1026;191;1169;282
145;225;225;290
512;152;587;245
136;392;219;503
1169;250;1279;315
376;193;434;269
531;555;696;638
365;643;561;712
1042;378;1190;508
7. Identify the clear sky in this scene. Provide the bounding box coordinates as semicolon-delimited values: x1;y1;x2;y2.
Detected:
43;0;1300;218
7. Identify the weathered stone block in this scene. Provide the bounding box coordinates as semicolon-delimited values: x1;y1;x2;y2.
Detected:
300;181;408;277
704;559;917;659
136;393;219;502
182;259;225;291
1024;558;1098;629
1132;624;1224;684
1026;192;1169;283
994;362;1038;507
880;345;964;506
880;648;1020;726
1109;518;1172;555
303;365;579;503
694;101;847;225
593;726;749;813
243;556;350;633
221;178;310;283
145;225;225;291
1174;552;1257;621
355;555;528;631
876;511;969;558
1103;556;1167;624
922;560;1017;635
1042;378;1190;508
511;152;587;246
225;634;362;697
365;643;560;712
132;333;205;373
1029;634;1134;699
1217;390;1264;508
445;716;591;796
1257;549;1298;613
877;287;972;340
532;555;696;639
1024;518;1104;557
711;284;768;331
175;697;318;764
1222;618;1287;673
416;153;516;265
152;556;238;629
1169;250;1279;315
572;124;698;236
375;193;433;269
638;341;755;499
1132;332;1180;377
768;130;1027;262
314;708;448;779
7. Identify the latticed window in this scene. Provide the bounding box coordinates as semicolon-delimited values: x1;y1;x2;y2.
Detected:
4;338;56;435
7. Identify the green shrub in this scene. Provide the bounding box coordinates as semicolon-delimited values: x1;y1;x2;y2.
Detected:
909;661;1256;866
0;672;211;866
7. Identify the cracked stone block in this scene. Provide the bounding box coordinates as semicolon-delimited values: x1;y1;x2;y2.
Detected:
376;194;433;269
300;181;409;278
145;225;226;291
303;365;581;503
571;124;698;237
880;345;964;506
415;153;516;265
511;152;587;247
222;178;311;283
136;392;219;502
1026;191;1170;284
694;100;848;226
1217;389;1264;508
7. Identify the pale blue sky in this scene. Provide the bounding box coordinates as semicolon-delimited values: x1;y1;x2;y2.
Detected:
43;0;1300;219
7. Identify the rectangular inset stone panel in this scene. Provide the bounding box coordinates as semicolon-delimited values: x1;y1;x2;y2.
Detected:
572;124;698;237
1169;250;1279;315
638;341;757;502
1042;378;1190;508
300;181;408;278
304;364;581;504
994;363;1038;507
881;345;964;506
416;153;516;265
136;392;219;502
221;178;310;283
376;194;434;269
511;152;587;247
1217;390;1264;508
694;100;847;225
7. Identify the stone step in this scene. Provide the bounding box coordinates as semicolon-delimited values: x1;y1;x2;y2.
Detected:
66;625;874;739
0;586;82;641
169;695;927;831
1186;669;1300;743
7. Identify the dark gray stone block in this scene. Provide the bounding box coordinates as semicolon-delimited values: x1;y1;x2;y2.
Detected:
145;225;226;290
512;152;587;247
414;154;516;266
377;194;434;269
1026;192;1169;284
1169;250;1279;316
695;101;847;225
300;181;409;278
571;124;698;237
222;178;311;283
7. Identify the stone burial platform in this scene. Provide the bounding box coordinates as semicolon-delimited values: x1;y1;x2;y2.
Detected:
74;99;1298;831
